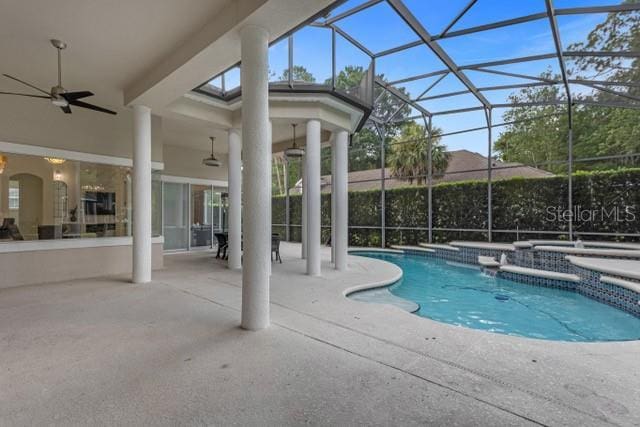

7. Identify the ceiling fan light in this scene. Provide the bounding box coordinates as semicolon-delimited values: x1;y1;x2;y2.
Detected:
203;136;222;167
51;97;68;107
284;146;305;158
285;123;304;158
203;156;222;167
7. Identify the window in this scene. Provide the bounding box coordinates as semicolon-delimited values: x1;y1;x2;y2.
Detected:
0;152;162;242
8;181;19;209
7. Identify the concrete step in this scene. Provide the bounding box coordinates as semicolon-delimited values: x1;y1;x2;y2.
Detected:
390;245;435;253
449;241;516;251
418;243;460;252
600;276;640;294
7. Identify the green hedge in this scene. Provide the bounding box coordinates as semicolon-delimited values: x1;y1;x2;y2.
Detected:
272;168;640;246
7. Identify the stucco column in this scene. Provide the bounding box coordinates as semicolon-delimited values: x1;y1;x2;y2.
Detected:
331;135;336;264
228;128;242;270
334;130;349;271
132;104;152;284
306;119;321;276
240;25;270;331
301;154;307;259
268;120;272;276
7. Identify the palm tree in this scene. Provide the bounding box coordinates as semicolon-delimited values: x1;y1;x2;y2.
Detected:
387;122;448;185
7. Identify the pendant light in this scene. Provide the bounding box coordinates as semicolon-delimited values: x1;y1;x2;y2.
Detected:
284;123;304;158
203;136;222;167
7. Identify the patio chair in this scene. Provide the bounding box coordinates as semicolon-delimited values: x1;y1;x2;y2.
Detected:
272;233;282;263
214;233;228;259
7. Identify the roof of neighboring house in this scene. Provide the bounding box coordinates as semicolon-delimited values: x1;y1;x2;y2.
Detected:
292;150;554;193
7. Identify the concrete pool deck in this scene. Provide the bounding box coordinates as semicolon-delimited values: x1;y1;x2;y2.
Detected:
1;242;639;426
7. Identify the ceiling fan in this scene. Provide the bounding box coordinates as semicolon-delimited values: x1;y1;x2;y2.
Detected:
0;39;117;115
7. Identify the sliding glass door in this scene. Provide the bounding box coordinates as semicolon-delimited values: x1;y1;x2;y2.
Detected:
163;182;189;250
162;182;227;252
191;184;213;249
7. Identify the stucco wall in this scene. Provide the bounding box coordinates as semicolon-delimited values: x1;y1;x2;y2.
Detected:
0;241;163;289
162;144;229;184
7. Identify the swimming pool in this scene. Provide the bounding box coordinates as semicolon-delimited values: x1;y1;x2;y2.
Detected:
349;251;640;342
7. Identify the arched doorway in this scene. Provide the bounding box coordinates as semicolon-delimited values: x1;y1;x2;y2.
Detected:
9;173;43;240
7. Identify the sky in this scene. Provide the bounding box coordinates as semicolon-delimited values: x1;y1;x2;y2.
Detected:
212;0;624;155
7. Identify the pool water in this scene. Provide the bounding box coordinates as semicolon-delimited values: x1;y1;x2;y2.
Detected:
351;251;640;342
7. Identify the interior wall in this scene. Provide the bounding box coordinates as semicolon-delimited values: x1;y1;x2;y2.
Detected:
162;144;229;183
0;98;163;162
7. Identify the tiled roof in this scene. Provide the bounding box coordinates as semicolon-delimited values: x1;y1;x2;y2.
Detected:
293;150;554;193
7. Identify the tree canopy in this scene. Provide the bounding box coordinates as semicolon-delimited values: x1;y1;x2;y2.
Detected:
494;4;640;172
387;121;448;185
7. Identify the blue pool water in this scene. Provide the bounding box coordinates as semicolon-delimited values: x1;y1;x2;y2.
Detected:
350;251;640;342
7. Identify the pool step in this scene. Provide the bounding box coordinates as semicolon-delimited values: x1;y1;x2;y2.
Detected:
419;243;460;252
600;276;640;294
348;288;420;313
390;245;435;253
450;241;516;251
499;265;580;283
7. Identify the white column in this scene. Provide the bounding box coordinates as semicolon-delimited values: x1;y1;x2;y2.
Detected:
306;119;321;276
301;155;307;259
132;105;152;284
228;128;242;270
268;120;272;276
334;130;349;271
331;135;336;264
240;25;270;331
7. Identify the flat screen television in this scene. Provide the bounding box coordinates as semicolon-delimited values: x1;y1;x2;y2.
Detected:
83;192;116;215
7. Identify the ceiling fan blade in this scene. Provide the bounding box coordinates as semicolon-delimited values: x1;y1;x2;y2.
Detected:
2;74;51;96
62;91;94;100
60;105;72;114
68;99;117;115
0;91;50;99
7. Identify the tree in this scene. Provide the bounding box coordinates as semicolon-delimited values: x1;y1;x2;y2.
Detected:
329;65;411;133
387;121;448;185
278;65;316;83
327;66;414;173
495;4;640;172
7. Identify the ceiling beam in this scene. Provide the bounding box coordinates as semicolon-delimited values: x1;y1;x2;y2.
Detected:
387;69;448;86
545;0;572;123
375;78;432;117
325;0;383;25
556;3;640;15
460;53;557;70
471;67;559;84
386;0;491;109
439;0;477;37
413;72;449;101
331;24;375;57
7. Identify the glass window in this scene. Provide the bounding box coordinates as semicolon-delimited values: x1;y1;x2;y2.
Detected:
0;152;162;242
163;182;189;250
191;184;213;248
8;181;19;209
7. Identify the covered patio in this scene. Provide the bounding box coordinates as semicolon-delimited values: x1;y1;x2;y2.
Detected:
1;0;640;425
2;243;639;426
